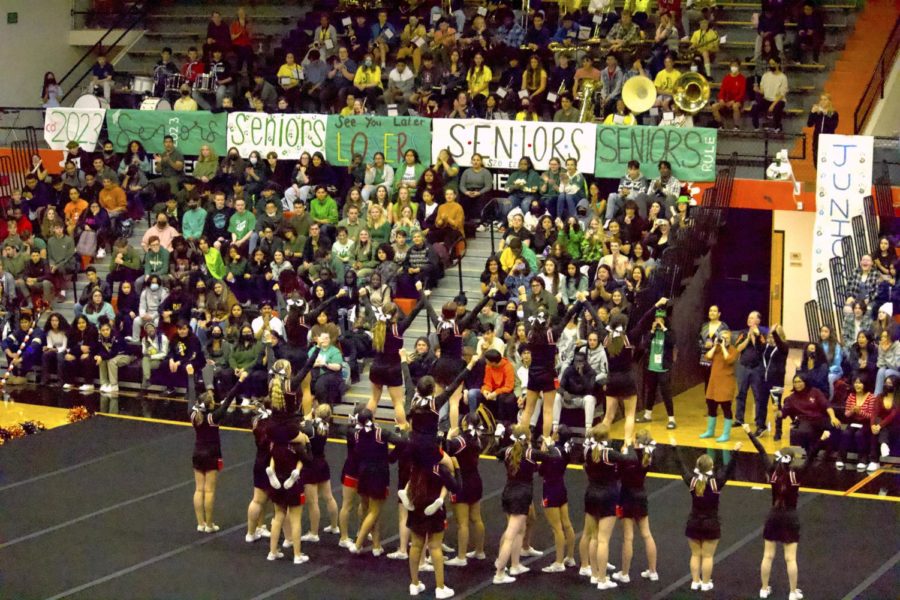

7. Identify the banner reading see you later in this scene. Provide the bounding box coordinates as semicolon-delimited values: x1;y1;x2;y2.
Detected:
812;133;874;294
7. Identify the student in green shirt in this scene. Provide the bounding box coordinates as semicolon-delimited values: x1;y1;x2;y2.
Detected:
507;157;542;214
638;301;677;429
228;198;256;250
143;236;170;278
309;185;339;231
181;198;208;242
199;236;226;280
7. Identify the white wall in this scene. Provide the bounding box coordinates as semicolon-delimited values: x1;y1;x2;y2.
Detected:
773;210;816;342
0;0;82;111
863;48;900;137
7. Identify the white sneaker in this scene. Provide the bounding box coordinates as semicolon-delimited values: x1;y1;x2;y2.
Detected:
641;570;659;581
611;572;630;583
509;565;530;576
597;578;618;590
759;586;772;598
256;526;271;538
301;534;320;542
107;384;119;394
96;248;106;259
419;562;434;572
541;562;566;573
691;581;702;590
607;562;616;571
388;550;409;560
788;592;802;600
409;582;425;596
590;576;598;584
521;547;543;557
338;538;353;548
434;586;455;599
323;525;340;534
792;589;803;599
196;524;205;532
476;224;487;232
293;554;309;564
346;542;360;554
855;462;866;471
493;574;516;585
444;557;468;567
204;524;219;533
282;539;293;549
99;384;111;393
267;551;284;561
371;547;384;557
466;551;487;560
835;461;844;470
578;567;592;577
79;384;95;392
245;531;261;543
564;557;577;567
63;383;74;390
442;543;455;553
701;581;714;591
867;461;880;472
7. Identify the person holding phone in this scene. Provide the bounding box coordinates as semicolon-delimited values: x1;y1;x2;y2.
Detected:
700;329;739;442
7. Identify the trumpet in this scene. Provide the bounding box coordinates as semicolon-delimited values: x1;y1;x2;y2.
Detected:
548;39;604;55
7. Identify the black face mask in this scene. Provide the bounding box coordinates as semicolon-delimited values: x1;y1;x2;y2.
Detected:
241;334;254;342
211;331;223;339
768;65;777;72
885;386;895;394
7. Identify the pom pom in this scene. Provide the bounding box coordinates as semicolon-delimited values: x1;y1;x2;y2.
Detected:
7;424;25;439
21;421;46;435
67;405;93;423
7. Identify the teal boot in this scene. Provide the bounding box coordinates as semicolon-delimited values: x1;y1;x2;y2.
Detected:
698;416;717;439
716;419;733;443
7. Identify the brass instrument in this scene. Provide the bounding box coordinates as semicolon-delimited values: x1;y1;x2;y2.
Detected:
672;72;711;115
622;75;657;114
578;79;597;122
548;39;605;55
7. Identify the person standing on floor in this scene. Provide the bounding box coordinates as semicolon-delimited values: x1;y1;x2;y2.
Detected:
637;304;678;429
734;311;769;436
701;329;738;442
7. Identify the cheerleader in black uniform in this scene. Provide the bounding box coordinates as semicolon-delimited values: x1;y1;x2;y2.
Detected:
363;285;428;426
493;423;553;585
675;441;743;592
264;352;320;563
519;295;587;438
444;412;487;567
388;422;413;561
539;425;576;573
188;368;246;533
406;462;462;599
743;423;830;600
338;405;364;549
299;404;339;542
347;408;404;555
246;403;273;542
579;424;634;591
612;429;659;585
426;287;497;430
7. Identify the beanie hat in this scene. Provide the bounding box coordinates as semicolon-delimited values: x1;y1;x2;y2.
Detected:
879;302;893;318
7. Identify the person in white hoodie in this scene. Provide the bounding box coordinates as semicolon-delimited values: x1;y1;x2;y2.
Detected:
133;274;169;340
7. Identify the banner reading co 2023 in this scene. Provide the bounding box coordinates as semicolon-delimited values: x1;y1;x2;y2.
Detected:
594;125;718;181
105;109;228;155
44;107;106;152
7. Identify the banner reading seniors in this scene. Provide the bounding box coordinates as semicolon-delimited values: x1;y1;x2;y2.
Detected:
325;114;432;166
433;118;596;173
227;112;328;159
44;107;105;152
105;109;227;155
812;134;874;292
594;125;718;182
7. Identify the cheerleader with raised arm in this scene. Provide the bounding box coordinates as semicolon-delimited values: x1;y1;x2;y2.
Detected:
611;429;659;585
674;441;743;592
188;368;246;533
743;423;831;600
538;425;577;574
444;412;487;567
579;423;635;590
363;283;428;426
299;404;340;542
338;404;364;549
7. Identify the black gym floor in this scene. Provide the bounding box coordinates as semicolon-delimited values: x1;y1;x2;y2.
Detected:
2;416;898;600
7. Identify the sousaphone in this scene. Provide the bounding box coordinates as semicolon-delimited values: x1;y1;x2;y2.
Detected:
672;71;711;114
622;76;656;114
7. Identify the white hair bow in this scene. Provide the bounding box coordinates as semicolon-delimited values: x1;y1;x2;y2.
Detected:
412;393;431;408
528;314;546;326
515;433;528;443
693;468;713;481
563;440;572;454
774;450;792;464
494;423;506;438
437;318;455;331
610;325;625;339
467;423;485;436
371;306;387;322
362;420;374;432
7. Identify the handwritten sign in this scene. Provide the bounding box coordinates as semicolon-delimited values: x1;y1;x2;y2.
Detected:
326;115;432;166
433;118;596;172
44;107;105;152
106;110;227;155
594;125;718;181
227;112;327;159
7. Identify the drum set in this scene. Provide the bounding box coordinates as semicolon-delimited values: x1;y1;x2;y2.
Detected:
73;71;182;111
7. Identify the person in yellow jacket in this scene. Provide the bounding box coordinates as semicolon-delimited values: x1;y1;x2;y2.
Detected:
353;53;383;110
653;55;682;111
603;99;637;125
689;19;720;76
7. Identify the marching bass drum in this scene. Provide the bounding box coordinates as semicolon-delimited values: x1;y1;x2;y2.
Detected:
132;75;154;95
140;97;172;111
73;94;110;109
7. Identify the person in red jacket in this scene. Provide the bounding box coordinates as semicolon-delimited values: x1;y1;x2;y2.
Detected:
468;349;517;423
181;46;205;84
711;59;747;130
870;375;899;469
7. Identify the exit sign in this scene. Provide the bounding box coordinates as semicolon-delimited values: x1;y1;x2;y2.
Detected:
7;12;18;24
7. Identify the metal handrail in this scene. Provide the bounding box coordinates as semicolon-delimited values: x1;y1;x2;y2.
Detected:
853;16;900;133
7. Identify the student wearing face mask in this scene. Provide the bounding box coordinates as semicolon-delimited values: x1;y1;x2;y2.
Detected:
751;58;788;132
711;60;746;130
174;85;199;111
352;53;383;111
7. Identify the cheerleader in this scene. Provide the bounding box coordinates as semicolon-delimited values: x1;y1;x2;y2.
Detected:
406;462;462;599
580;424;634;590
363;285;428;426
743;423;831;600
612;429;659;584
493;423;553;585
264;352;321;563
675;441;743;591
347;408;404;555
188;368;246;533
246;403;273;542
338;405;364;549
426;288;497;429
299;404;340;542
538;425;576;573
444;412;487;567
519;294;587;438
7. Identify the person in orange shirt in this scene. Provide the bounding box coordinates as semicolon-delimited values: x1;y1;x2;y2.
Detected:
98;175;127;221
468;349;517;423
230;7;253;76
63;187;88;235
431;188;465;249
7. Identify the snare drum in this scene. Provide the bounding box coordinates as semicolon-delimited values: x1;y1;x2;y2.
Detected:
193;73;217;94
165;74;185;93
132;75;154;95
140;97;172;111
73;94;110;109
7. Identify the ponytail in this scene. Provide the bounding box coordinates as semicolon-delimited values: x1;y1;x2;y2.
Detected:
508;423;530;476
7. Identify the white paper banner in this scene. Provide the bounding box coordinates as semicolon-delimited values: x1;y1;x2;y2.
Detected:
226;112;327;159
432;118;597;173
43;107;106;152
812;134;874;292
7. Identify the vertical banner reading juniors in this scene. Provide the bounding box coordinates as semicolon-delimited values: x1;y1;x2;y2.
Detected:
432;118;596;173
227;112;327;159
326;115;432;166
44;107;106;152
594;125;718;181
106;109;227;155
812;134;874;292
